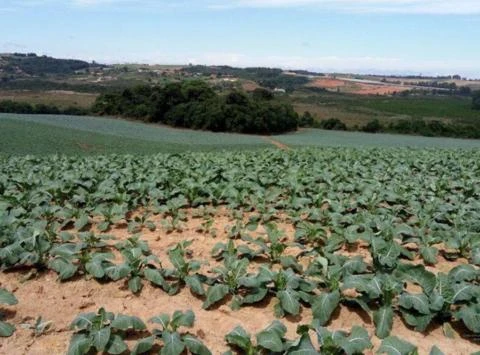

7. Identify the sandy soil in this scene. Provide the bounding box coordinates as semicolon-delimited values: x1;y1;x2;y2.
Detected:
307;78;408;96
263;137;290;150
241;81;261;92
1;208;478;354
308;78;346;89
354;85;408;95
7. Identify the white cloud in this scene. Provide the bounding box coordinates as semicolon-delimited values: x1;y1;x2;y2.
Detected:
210;0;480;14
2;0;480;14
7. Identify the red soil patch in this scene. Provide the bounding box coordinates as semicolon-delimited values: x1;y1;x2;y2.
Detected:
241;80;261;92
355;84;408;95
308;78;346;89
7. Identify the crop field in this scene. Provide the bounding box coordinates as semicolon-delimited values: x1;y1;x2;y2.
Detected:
2;114;480;156
291;92;480;128
1;148;480;354
274;129;480;149
0;114;269;155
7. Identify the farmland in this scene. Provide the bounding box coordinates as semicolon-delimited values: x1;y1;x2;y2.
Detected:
1;147;480;354
289;91;480;129
2;113;480;156
0;113;270;155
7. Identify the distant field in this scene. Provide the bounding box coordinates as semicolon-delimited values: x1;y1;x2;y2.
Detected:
274;128;480;149
1;113;479;155
0;90;97;108
0;113;269;155
291;91;480;127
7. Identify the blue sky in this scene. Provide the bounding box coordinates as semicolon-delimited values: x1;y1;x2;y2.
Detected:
1;0;479;77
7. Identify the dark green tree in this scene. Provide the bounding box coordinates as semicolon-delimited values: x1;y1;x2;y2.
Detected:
473;91;480;110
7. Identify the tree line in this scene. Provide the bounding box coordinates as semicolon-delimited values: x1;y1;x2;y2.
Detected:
91;81;299;134
0;100;89;116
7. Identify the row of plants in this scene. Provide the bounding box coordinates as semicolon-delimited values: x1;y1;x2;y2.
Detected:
67;308;436;355
0;290;468;354
1;219;479;341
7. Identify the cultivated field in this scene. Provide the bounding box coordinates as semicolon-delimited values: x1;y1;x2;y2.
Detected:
2;113;480;156
0;114;269;155
1;148;479;354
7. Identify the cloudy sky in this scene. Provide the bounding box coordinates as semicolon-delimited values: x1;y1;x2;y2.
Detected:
1;0;479;76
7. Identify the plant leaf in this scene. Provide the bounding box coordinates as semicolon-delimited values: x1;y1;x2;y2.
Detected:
171;310;195;328
0;321;15;337
185;275;205;296
339;326;372;355
111;314;146;331
183;334;212;355
398;292;430;314
67;334;91;355
202;284;229;309
0;289;18;305
107;334;128;355
378;336;417;355
161;331;185;355
132;336;155;355
278;289;300;316
225;326;251;350
373;306;394;339
312;290;340;326
93;327;111;352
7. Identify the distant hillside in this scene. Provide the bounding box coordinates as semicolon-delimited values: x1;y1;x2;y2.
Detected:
183;65;311;92
0;53;104;76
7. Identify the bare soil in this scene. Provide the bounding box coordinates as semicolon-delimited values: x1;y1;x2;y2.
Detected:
306;78;408;95
1;208;478;355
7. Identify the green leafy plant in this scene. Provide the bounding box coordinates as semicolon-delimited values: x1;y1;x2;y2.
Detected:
68;307;146;355
93;204;127;232
20;316;53;336
245;223;301;271
48;232;116;281
305;320;373;355
0;288;18;337
106;245;164;293
164;241;206;296
137;310;211;355
203;256;249;310
225;321;290;354
128;212;156;234
240;266;316;317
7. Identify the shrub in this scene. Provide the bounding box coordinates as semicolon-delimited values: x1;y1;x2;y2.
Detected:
318;118;347;131
362;119;383;133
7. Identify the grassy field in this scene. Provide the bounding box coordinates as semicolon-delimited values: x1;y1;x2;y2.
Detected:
1;113;480;155
0;90;97;108
291;91;480;127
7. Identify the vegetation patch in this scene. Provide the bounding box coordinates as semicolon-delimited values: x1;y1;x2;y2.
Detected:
92;81;299;134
